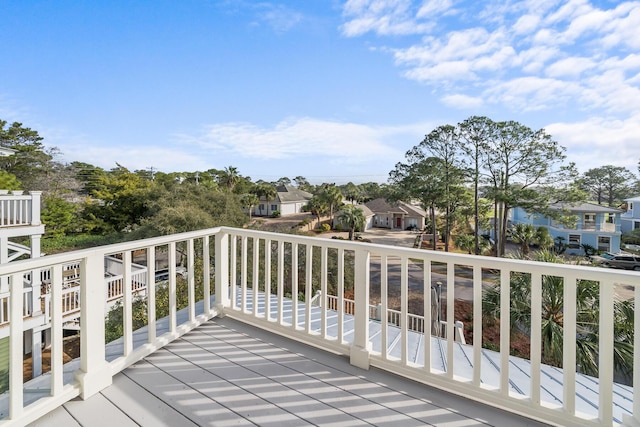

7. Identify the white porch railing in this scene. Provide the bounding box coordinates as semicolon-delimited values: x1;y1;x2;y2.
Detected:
0;227;638;427
0;192;41;228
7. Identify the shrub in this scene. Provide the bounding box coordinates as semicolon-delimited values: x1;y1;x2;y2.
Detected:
320;223;331;232
270;210;281;218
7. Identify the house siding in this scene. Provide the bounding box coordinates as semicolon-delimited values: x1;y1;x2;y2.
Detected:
511;204;622;254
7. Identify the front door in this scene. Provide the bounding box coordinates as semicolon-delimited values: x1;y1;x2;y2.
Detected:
396;217;402;229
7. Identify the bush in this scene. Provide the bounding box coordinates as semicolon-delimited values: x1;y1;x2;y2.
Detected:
320;223;331;232
270;210;281;218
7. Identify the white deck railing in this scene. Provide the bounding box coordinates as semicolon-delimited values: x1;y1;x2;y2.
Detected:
0;226;638;427
0;192;41;228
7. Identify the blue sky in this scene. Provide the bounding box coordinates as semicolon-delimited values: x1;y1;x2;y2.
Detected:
1;0;639;184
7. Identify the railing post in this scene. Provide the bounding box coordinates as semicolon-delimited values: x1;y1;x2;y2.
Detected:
74;253;112;399
29;191;42;225
214;230;230;313
350;247;371;370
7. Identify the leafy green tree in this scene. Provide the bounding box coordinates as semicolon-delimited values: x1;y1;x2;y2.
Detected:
0;170;21;190
482;250;633;378
339;205;366;240
580;165;635;207
389;157;446;250
0;120;54;190
293;176;312;192
459;116;493;254
81;164;154;233
483;121;566;256
454;234;475;254
341;182;360;203
41;196;79;238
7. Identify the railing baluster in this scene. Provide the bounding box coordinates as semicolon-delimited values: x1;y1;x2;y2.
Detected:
530;271;542;405
51;265;63;396
563;274;577;415
499;268;510;394
187;238;195;321
381;255;388;360
147;246;156;342
305;244;313;334
400;256;408;366
599;278;614;425
9;273;24;419
292;243;299;329
214;231;230;311
320;246;328;338
252;237;259;317
447;262;455;379
472;265;482;385
635;285;640;421
123;250;133;356
241;236;248;313
337;248;344;344
423;259;430;370
265;238;272;320
277;240;284;325
168;242;177;334
230;234;237;310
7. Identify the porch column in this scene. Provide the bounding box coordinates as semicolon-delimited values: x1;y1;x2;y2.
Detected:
350;247;371;369
74;253;112;399
29;191;42;225
30;235;42;316
31;330;42;378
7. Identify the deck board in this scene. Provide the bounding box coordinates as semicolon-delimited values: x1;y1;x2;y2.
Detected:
31;316;547;426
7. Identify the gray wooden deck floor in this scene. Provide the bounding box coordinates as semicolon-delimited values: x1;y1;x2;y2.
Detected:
30;317;547;426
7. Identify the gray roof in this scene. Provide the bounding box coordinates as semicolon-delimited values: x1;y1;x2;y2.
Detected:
365;198;426;218
549;201;622;214
275;185;313;203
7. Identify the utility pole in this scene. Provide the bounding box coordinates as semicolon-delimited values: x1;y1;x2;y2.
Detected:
147;166;156;181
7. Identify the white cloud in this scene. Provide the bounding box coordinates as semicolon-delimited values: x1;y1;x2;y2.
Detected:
547;114;640;173
340;0;448;36
177;117;407;162
545;56;595;78
440;94;484;109
344;0;640;121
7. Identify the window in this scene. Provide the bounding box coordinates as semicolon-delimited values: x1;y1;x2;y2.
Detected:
271;204;278;211
598;236;611;252
568;234;581;249
259;204;264;210
634;221;640;230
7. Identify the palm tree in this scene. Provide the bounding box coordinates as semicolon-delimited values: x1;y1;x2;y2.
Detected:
482;249;634;377
508;223;537;256
454;234;475;254
220;166;239;191
306;195;328;226
257;183;277;216
318;184;343;228
241;193;260;221
339;205;366;240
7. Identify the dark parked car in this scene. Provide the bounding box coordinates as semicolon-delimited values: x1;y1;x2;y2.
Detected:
590;252;640;270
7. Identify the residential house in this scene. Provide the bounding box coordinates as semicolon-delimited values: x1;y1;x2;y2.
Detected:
254;185;313;216
621;195;640;233
365;198;426;230
336;203;375;230
511;201;622;254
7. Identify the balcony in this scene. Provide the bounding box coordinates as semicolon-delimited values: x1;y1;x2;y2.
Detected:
0;227;638;426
